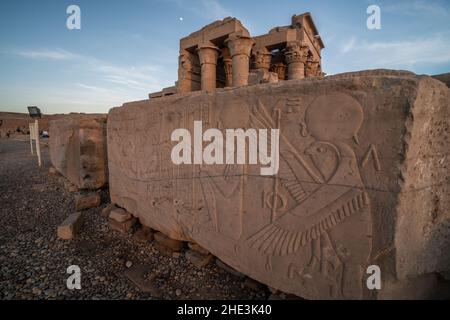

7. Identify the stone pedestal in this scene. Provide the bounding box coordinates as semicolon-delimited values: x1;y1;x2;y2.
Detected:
284;41;308;80
196;44;219;91
225;34;254;87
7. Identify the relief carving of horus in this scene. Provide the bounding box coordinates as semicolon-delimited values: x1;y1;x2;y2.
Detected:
246;93;373;298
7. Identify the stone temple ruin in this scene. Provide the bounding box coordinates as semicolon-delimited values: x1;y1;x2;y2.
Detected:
150;13;324;98
48;14;450;299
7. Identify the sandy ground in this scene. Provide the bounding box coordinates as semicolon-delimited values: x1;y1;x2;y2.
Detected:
0;138;270;300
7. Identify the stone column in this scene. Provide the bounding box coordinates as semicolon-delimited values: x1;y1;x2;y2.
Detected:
223;58;233;87
196;43;219;91
178;50;194;93
252;47;272;72
270;63;286;80
225;34;254;87
284;41;308;80
305;59;320;78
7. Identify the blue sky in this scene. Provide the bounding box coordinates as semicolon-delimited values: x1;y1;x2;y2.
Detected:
1;0;450;114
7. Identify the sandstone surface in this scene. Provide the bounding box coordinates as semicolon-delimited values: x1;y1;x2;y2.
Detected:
108;70;450;299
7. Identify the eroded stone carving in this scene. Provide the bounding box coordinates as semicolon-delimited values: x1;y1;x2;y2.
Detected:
109;72;450;299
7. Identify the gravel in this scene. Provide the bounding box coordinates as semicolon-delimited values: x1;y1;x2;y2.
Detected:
0;138;270;300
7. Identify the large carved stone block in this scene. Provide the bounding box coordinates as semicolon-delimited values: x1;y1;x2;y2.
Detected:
49;114;108;190
108;70;450;299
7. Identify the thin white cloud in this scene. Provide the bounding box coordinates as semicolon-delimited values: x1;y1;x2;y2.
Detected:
382;0;450;17
338;33;450;70
17;48;80;60
341;36;357;54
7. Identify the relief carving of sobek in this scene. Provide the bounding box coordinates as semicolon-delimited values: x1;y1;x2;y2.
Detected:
107;13;450;299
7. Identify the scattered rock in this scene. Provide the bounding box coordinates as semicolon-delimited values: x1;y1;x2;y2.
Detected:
101;203;116;218
185;250;214;268
57;212;83;240
125;261;133;268
74;192;101;211
154;232;184;251
133;226;154;242
109;208;132;223
108;217;137;234
48;166;59;176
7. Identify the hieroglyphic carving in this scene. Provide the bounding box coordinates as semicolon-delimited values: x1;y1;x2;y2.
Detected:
247;93;372;298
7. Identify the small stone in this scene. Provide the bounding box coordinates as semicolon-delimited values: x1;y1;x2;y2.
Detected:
172;252;181;259
48;166;59;176
109;217;137;233
109;208;132;223
74;192;101;211
133;226;154;242
154;232;184;251
64;181;79;193
101;203;116;218
175;289;182;296
125;261;133;268
57;212;83;240
185;250;213;268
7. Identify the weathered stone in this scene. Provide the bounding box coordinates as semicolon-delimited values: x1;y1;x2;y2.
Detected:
185;250;214;268
74;192;101;211
48;166;59;176
153;242;175;257
108;217;137;234
187;242;210;256
133;226;154;242
109;208;132;223
101;203;116;218
108;70;450;299
154;232;184;251
57;212;83;240
64;181;78;193
49;114;107;190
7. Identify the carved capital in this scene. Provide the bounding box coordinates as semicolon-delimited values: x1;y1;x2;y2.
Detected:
284;41;309;65
270;62;286;80
225;33;254;58
252;47;272;70
196;43;219;66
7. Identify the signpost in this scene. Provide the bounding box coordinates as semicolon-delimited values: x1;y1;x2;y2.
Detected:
27;106;42;167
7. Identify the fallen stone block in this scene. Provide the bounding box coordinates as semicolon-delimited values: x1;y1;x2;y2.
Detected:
74;192;101;211
154;232;184;251
49;114;107;190
101;203;117;218
108;70;450;299
108;217;137;233
185;250;214;268
109;208;132;223
57;212;83;240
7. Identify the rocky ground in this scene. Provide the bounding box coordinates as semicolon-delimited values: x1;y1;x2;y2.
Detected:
0;138;270;300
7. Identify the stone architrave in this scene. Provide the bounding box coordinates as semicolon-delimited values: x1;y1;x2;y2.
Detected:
108;70;450;299
49;114;108;190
